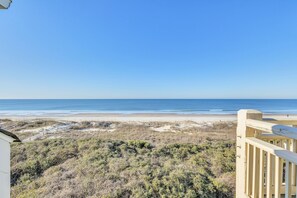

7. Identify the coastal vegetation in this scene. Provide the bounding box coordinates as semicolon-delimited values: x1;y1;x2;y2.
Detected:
1;119;236;198
11;139;235;198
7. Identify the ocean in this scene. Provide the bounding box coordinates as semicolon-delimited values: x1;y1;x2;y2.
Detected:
0;99;297;115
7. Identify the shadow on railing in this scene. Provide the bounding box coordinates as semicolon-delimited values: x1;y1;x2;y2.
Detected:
236;109;297;198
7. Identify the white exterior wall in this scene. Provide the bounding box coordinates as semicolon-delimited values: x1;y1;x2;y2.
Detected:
0;138;11;198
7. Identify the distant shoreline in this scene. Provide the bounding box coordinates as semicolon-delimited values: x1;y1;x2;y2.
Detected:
1;113;296;122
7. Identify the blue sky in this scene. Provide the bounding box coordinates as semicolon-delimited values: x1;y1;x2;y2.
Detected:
0;0;297;99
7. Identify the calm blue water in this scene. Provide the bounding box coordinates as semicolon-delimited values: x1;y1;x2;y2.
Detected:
0;99;297;115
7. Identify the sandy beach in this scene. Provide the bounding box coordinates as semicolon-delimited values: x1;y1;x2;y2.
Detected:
0;113;237;122
0;114;237;143
1;113;297;122
1;112;297;144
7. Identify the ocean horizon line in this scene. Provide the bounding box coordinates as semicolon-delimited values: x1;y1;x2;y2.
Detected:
1;98;297;100
1;99;297;115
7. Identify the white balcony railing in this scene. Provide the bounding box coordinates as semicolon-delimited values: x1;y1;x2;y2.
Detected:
236;109;297;198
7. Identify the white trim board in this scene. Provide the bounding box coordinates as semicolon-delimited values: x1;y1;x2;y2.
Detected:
0;0;12;9
0;133;15;143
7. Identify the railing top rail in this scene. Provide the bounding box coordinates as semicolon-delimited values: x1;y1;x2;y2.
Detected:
236;110;297;198
263;118;297;125
246;137;297;164
246;119;297;140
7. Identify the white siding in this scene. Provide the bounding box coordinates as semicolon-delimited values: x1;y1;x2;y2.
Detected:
0;172;10;198
0;138;10;198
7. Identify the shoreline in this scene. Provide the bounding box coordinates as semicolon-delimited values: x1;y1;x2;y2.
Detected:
0;113;236;122
1;113;297;122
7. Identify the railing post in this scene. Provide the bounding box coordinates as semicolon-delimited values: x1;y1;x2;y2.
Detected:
236;109;263;198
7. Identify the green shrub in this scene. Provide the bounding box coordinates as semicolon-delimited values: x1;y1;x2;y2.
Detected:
11;139;235;198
